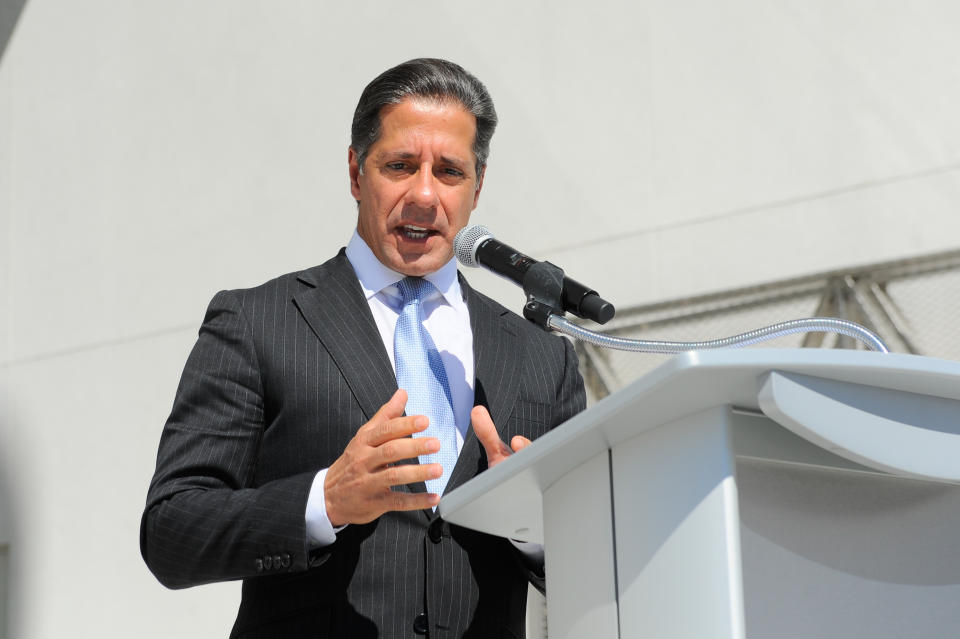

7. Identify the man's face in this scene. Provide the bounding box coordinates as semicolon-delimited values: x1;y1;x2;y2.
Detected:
350;98;484;276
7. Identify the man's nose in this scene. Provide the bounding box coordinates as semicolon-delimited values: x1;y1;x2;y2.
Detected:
405;164;439;208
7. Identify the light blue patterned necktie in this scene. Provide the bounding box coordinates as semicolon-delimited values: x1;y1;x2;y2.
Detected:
394;276;459;497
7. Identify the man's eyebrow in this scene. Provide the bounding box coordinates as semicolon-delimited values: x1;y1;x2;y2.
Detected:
438;155;470;167
375;151;416;160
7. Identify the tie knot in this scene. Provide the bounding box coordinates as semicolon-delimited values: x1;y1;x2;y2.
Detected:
396;277;434;306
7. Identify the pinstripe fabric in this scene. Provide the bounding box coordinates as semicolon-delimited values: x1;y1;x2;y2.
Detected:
141;249;585;638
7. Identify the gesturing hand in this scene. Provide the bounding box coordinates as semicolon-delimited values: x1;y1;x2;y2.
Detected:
471;405;531;469
324;390;443;527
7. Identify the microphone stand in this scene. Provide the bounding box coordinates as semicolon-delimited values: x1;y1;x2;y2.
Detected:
518;261;890;354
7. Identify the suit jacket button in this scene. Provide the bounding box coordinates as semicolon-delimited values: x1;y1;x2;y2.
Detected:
413;612;429;635
263;555;273;570
255;558;264;572
281;553;291;568
427;518;443;544
273;554;282;569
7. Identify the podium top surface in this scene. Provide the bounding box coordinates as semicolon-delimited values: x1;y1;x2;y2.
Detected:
439;349;960;541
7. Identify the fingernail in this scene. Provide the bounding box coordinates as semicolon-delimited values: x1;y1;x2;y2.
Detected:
414;416;429;429
425;438;440;452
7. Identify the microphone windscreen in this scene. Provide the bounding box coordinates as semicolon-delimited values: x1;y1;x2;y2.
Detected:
454;225;494;267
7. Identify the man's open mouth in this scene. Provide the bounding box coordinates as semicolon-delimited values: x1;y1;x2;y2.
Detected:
400;225;434;240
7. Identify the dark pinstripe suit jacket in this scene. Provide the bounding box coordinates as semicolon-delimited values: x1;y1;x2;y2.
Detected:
141;250;585;638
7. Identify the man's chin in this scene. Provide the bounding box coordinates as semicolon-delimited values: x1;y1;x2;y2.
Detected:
395;261;442;277
390;251;452;277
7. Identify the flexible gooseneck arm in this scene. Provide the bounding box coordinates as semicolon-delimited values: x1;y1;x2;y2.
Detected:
547;315;890;354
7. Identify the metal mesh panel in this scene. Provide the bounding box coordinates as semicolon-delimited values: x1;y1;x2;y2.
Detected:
576;249;960;403
883;268;960;362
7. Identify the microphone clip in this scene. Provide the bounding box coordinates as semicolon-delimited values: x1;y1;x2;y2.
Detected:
522;261;566;329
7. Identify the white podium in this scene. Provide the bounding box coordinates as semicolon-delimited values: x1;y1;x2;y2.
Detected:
439;349;960;638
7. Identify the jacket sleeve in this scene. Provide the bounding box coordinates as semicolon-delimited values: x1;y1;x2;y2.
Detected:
140;290;316;589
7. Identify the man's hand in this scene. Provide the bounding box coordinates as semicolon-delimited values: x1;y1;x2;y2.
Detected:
471;405;531;468
325;390;443;527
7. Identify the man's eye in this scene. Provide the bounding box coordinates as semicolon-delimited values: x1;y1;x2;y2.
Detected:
441;168;464;178
385;162;407;171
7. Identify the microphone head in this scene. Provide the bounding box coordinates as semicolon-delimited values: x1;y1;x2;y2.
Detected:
454;225;494;268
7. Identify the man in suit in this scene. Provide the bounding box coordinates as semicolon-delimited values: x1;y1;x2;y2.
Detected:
141;58;585;638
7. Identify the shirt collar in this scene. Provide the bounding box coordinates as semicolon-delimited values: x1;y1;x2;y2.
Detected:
345;230;463;307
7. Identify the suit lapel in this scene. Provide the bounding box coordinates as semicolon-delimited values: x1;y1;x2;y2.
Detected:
445;276;521;496
292;251;398;422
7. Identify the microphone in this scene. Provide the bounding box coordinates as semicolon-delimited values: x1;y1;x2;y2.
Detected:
454;225;615;325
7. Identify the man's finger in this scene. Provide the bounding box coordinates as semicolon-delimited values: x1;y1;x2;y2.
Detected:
371;436;441;469
471;405;512;463
377;462;443;488
364;389;430;446
376;389;408;421
381;490;441;512
470;405;498;449
365;414;429;447
510;435;532;453
360;389;407;436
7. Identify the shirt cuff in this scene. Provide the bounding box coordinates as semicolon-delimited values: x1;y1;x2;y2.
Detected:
305;468;345;547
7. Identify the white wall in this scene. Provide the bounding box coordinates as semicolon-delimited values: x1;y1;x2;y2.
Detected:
2;1;959;636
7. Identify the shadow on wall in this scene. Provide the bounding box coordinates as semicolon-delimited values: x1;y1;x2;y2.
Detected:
0;0;28;63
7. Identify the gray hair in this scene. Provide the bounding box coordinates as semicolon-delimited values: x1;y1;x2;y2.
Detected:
351;58;498;177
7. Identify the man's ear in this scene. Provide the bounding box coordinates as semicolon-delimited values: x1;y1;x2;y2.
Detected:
472;166;485;208
348;147;362;202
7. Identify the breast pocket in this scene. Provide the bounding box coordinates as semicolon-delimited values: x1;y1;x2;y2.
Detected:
506;399;554;441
